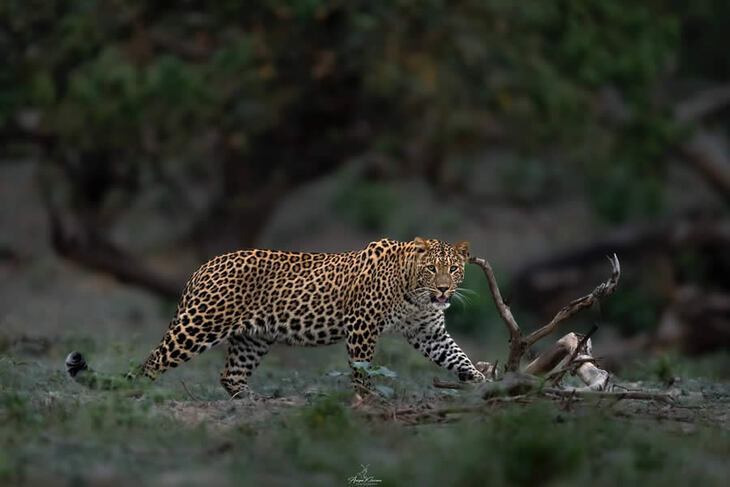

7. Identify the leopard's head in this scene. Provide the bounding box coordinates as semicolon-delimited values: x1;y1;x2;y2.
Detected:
412;237;470;311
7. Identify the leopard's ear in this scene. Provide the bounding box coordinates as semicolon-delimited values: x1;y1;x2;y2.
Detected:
454;240;470;259
413;237;429;253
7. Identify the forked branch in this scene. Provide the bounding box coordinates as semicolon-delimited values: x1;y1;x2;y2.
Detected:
467;254;620;372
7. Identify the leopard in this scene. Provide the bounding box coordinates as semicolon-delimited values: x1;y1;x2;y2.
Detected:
65;237;486;396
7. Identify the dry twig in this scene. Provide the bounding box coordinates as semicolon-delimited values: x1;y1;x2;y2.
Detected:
180;380;200;401
540;388;674;404
433;377;475;390
468;256;523;371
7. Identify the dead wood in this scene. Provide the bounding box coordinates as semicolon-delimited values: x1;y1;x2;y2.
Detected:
538;332;610;391
477;372;542;399
433;377;475;390
468;254;620;372
544;324;599;386
679;130;730;202
523;333;578;376
467;257;526;372
523;257;618;347
571;361;610;391
37;174;183;300
540;388;674;404
674;83;730;124
180;380;201;402
436;371;670;404
51;226;182;299
674;84;730;201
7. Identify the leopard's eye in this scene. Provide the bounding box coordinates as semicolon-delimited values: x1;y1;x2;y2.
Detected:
450;265;458;272
426;265;436;272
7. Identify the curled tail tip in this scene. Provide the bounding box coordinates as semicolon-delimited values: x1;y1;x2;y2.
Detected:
65;351;88;377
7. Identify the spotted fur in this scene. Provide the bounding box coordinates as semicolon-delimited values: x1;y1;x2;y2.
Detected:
68;238;485;396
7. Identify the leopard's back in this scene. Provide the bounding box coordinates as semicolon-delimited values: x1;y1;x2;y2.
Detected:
179;247;367;346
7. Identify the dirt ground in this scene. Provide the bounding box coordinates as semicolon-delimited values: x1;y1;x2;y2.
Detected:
2;161;729;485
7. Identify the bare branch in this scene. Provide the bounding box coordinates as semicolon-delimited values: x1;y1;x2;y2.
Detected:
180;380;200;401
468;257;523;371
433;377;475;390
541;388;674;404
545;357;600;383
523;334;575;376
679;130;730;202
673;83;730;201
51;228;182;299
675;84;730;124
523;255;619;347
465;254;619;376
36;164;183;299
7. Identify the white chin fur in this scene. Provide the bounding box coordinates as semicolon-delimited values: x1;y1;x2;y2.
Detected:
432;302;450;311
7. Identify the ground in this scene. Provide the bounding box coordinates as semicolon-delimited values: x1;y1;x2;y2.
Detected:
1;334;729;486
1;162;729;485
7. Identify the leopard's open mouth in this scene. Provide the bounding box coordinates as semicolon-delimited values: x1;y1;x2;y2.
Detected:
431;295;451;304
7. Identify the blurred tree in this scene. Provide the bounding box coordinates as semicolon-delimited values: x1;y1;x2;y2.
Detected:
1;0;728;293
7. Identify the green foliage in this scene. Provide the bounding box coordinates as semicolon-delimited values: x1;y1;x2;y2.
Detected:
350;361;397;397
585;110;683;222
294;394;354;438
2;0;713;226
645;353;677;383
283;400;730;486
332;180;398;232
350;361;398;379
1;345;730;485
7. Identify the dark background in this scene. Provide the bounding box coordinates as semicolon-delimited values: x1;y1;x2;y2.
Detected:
2;0;729;373
2;2;730;485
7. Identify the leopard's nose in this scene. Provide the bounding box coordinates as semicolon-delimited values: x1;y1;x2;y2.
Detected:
437;286;449;294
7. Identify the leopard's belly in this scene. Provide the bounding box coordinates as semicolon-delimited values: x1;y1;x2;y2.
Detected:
242;311;349;346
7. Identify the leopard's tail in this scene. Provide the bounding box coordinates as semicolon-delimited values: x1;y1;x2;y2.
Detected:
65;351;89;378
65;351;145;390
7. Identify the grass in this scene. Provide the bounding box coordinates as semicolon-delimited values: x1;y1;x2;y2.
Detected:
1;335;729;486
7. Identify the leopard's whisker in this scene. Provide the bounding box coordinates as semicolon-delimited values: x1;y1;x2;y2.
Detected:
452;289;473;306
451;292;468;308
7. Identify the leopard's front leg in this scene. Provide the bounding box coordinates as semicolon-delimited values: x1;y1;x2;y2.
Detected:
405;316;485;382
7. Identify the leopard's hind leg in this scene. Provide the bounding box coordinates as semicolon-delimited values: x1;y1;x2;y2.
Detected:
220;334;272;398
141;310;235;379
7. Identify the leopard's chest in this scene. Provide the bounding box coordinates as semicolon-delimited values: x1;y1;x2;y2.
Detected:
382;304;442;335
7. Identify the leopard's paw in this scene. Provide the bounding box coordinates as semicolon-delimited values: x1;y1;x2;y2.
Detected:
458;369;487;383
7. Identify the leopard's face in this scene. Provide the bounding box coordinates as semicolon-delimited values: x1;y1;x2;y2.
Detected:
413;238;470;311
